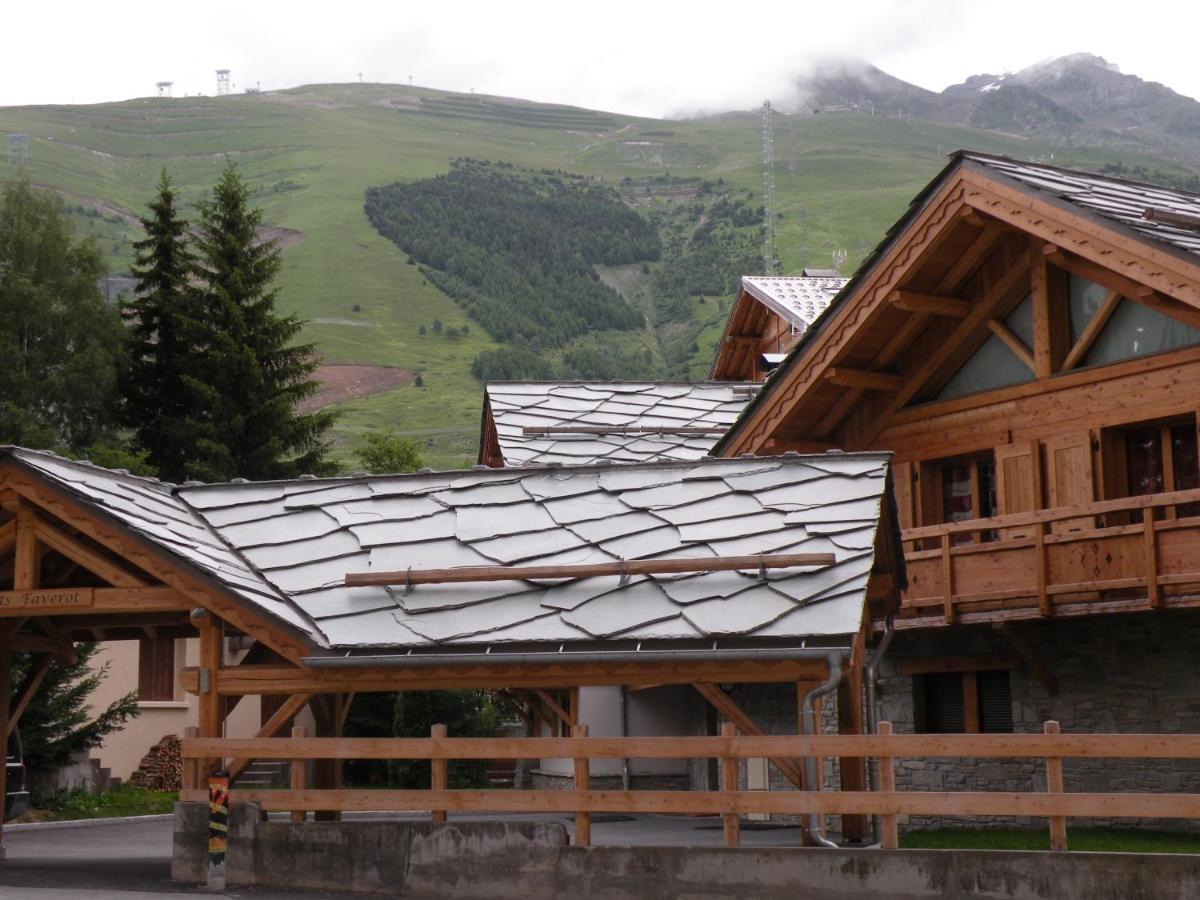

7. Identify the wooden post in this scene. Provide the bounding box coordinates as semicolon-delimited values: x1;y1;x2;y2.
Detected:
431;723;448;824
877;721;899;849
572;724;590;847
290;725;307;823
1144;517;1161;608
941;534;955;624
721;722;740;848
313;694;345;822
1044;720;1067;851
195;611;224;777
183;726;199;792
0;638;10;854
1035;526;1051;616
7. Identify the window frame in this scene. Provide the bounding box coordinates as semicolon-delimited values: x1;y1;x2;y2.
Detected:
914;669;1013;735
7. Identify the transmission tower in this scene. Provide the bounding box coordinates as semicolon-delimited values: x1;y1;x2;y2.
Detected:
5;133;29;165
156;81;173;98
216;69;231;96
761;100;779;274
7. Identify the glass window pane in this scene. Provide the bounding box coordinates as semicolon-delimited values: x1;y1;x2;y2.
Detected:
942;463;974;524
1069;274;1109;344
1004;293;1035;350
1125;428;1164;497
936;334;1033;401
1083;300;1200;368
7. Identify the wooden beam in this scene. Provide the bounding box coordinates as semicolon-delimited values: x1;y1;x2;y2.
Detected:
11;632;75;659
0;519;14;555
13;505;38;591
889;290;971;317
227;692;314;782
1142;206;1200;231
346;552;835;588
993;624;1058;695
7;653;52;736
34;617;77;663
204;658;833;695
1031;251;1053;377
899;655;1021;676
196;611;224;775
31;517;147;588
986;319;1035;371
1062;289;1121;371
533;689;573;728
693;682;805;790
824;367;904;392
0;586;192;618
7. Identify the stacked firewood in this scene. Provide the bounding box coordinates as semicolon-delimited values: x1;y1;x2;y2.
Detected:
128;734;183;792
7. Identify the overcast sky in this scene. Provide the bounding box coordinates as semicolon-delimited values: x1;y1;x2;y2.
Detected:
6;0;1199;116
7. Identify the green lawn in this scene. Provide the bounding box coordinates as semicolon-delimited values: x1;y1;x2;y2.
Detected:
16;785;178;822
2;85;1195;467
901;827;1200;854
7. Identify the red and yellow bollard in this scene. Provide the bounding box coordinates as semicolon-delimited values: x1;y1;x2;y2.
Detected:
207;769;230;891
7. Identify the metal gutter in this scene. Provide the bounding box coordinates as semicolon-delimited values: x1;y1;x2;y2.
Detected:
303;645;851;668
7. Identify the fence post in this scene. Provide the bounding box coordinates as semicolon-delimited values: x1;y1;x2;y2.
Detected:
431;723;448;824
721;722;740;848
877;721;898;849
290;725;307;823
573;724;590;847
183;726;198;792
1044;720;1067;851
207;767;230;891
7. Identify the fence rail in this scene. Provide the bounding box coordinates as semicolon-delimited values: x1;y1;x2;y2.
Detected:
180;722;1200;851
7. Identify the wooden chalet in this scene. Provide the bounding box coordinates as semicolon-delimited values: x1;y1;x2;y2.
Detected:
0;446;903;847
710;273;847;382
714;152;1200;792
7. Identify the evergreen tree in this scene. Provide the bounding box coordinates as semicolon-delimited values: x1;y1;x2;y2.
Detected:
187;162;334;481
121;170;200;482
355;430;422;473
0;177;124;450
14;644;138;794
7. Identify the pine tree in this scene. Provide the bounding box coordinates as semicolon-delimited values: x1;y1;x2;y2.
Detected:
188;162;334;481
121;170;200;482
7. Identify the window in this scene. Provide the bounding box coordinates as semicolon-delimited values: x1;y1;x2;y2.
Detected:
915;670;1013;734
137;638;176;702
1069;274;1200;368
1103;416;1200;520
936;294;1035;401
923;453;997;544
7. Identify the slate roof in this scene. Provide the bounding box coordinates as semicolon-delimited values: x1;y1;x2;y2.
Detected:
1;448;891;655
741;275;847;331
961;151;1200;260
484;382;757;467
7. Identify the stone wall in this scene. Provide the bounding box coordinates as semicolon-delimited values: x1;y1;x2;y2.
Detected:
878;610;1200;830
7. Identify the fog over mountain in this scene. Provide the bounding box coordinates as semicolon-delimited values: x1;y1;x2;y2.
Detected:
784;53;1200;162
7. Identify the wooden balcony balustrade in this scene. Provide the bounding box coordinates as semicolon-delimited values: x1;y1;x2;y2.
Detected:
181;722;1200;851
898;487;1200;628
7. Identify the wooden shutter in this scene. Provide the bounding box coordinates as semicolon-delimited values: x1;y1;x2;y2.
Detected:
977;671;1014;733
138;638;176;702
995;441;1042;539
1045;433;1095;533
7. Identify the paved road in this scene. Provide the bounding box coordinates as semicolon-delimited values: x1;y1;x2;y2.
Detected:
0;812;810;897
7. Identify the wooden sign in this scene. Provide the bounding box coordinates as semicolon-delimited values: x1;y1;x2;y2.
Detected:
0;588;95;612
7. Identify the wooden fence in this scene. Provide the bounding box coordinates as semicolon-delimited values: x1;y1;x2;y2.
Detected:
180;721;1200;850
900;487;1200;626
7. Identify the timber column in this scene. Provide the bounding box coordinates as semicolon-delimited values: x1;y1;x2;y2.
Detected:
192;609;225;775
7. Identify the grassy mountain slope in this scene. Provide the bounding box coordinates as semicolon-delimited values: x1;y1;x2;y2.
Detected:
1;83;1193;467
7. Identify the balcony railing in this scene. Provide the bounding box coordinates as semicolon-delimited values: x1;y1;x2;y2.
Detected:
899;487;1200;627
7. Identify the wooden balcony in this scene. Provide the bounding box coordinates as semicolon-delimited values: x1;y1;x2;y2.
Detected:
897;488;1200;630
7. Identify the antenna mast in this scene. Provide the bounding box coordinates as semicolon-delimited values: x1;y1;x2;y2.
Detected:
216;69;231;96
761;100;779;274
156;81;173;98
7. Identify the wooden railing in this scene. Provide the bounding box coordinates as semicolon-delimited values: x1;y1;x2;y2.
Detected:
180;722;1200;851
899;488;1200;626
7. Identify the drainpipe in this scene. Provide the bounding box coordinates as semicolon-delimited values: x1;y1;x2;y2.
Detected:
801;651;845;848
864;617;895;845
618;686;631;791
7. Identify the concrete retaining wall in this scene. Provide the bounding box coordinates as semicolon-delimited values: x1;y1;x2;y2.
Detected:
172;802;1200;899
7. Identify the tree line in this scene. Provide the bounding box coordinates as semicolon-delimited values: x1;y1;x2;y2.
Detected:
0;164;335;484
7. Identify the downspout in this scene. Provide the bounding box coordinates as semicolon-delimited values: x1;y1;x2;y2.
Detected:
864;616;895;845
618;686;631;791
801;651;844;848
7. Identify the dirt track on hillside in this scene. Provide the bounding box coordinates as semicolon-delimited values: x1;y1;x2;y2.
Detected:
300;364;413;412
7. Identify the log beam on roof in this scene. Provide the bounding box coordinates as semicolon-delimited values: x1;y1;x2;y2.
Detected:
824;368;904;392
31;516;147;588
197;658;834;695
0;468;311;664
962;169;1200;309
986;319;1036;371
693;682;806;790
889;291;971;318
856;248;1033;447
